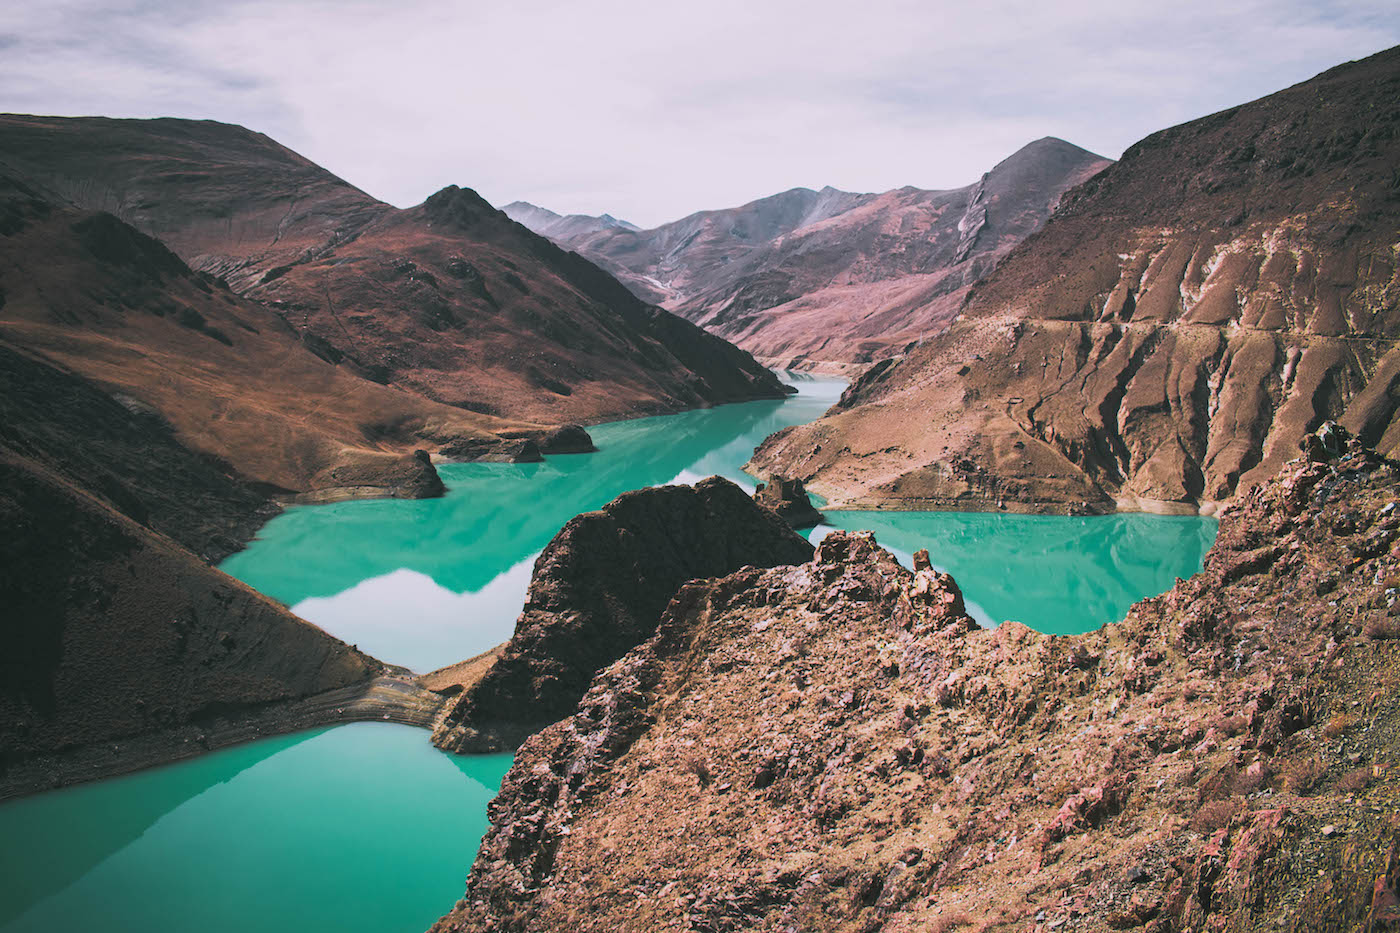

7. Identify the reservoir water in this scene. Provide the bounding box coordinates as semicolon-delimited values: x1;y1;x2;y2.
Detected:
0;375;1216;933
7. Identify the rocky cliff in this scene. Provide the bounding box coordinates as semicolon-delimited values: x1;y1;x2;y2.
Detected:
506;138;1110;370
431;477;814;752
0;114;788;423
751;46;1400;514
432;425;1400;932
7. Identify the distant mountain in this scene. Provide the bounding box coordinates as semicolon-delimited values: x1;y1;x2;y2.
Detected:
752;45;1400;513
502;201;640;239
509;139;1111;370
0;115;787;424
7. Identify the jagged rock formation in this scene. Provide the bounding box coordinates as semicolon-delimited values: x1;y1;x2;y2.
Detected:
751;46;1400;514
753;475;824;528
431;477;814;753
432;426;1400;932
0;114;789;422
505;138;1110;370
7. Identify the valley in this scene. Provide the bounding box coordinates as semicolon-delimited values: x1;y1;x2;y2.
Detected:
0;33;1396;933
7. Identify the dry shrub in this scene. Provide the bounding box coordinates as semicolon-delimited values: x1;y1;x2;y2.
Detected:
1191;798;1242;834
927;912;972;933
1364;616;1400;640
1322;714;1355;739
683;753;712;786
1216;714;1250;737
1282;757;1326;795
1336;767;1373;794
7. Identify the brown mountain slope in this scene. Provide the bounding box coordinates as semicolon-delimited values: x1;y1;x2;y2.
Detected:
0;170;523;499
506;138;1110;370
751;46;1400;513
0;447;381;792
0;114;787;421
432;425;1400;933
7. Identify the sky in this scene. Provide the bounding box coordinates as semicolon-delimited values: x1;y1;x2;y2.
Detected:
2;0;1397;228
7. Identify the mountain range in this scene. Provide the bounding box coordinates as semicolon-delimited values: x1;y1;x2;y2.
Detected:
0;114;787;786
752;45;1400;515
506;137;1110;370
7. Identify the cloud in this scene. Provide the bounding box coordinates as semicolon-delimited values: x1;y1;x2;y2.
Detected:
2;0;1396;226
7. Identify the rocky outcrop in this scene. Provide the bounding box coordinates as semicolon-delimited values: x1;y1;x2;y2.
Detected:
433;426;1400;932
301;450;447;502
539;424;597;454
0;115;790;424
753;475;824;528
0;170;524;502
506;138;1110;369
430;477;814;753
751;46;1400;514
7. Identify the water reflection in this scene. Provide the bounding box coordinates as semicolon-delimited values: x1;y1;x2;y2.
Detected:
0;730;324;927
811;510;1216;633
0;725;512;933
221;378;846;670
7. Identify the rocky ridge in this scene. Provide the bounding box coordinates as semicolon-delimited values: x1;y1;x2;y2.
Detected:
750;46;1400;515
431;477;814;753
506;138;1110;370
754;475;825;529
0;114;789;424
0;168;520;502
433;424;1400;932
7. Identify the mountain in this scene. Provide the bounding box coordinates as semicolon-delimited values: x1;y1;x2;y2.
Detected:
0;341;385;790
507;138;1111;370
433;426;1400;932
751;46;1400;513
0;115;787;424
0;169;515;500
501;201;640;240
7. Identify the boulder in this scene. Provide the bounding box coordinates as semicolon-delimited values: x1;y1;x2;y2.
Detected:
754;475;824;528
539;424;596;454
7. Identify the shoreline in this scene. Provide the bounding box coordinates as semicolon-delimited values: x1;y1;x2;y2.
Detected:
0;675;447;804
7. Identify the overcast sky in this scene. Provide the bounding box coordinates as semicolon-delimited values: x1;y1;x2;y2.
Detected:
2;0;1397;228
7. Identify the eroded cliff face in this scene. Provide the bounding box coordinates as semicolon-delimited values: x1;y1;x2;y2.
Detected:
751;46;1400;513
433;427;1400;933
506;139;1110;371
431;477;814;753
0;115;789;422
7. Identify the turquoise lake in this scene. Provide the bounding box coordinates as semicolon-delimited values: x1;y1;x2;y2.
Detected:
0;374;1216;933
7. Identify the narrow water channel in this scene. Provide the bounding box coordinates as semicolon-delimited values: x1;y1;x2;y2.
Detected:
0;375;1216;933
